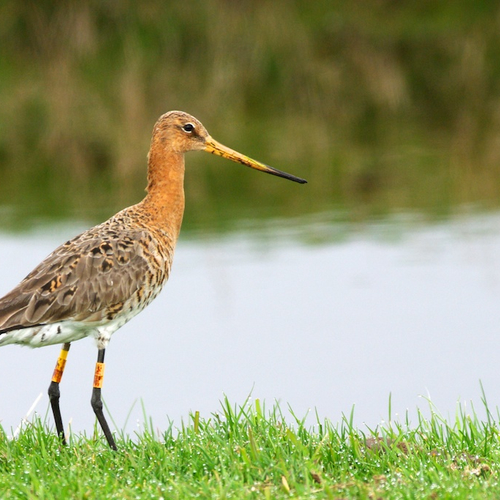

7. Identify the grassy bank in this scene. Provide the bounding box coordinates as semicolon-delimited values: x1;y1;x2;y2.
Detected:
1;398;499;499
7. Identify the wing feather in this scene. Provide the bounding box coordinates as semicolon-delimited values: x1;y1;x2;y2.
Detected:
0;221;164;333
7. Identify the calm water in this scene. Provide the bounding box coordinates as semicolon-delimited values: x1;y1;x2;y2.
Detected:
1;211;500;436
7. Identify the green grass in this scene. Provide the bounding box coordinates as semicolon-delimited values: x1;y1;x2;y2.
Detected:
1;398;500;499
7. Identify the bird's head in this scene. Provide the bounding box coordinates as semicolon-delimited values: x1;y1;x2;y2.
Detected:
151;110;307;184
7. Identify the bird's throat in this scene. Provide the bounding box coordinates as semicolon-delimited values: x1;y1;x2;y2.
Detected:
144;150;186;239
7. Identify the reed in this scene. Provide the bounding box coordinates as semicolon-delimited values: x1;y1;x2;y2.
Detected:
1;2;500;232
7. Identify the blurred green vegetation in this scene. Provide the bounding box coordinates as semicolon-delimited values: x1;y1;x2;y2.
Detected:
1;1;500;234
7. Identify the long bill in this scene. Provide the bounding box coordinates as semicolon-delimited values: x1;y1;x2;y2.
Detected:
204;137;307;184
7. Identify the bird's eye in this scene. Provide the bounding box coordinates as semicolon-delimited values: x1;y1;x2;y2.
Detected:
182;123;195;133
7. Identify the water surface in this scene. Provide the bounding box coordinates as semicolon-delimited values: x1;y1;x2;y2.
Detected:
1;212;499;436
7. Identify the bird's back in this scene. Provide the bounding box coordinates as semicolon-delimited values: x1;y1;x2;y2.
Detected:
0;204;176;348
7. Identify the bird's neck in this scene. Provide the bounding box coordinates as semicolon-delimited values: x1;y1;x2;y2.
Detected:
142;149;186;240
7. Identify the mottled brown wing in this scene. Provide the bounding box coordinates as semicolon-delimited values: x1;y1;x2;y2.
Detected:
0;228;156;333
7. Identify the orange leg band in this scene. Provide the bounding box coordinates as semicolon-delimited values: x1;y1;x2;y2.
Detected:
51;346;70;384
93;362;105;388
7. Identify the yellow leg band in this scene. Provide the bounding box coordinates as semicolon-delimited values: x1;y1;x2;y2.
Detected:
51;347;70;384
93;362;105;389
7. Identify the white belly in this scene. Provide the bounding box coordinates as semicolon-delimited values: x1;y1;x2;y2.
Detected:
0;312;136;349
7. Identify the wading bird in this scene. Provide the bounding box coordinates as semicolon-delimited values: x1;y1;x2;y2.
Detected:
0;111;306;449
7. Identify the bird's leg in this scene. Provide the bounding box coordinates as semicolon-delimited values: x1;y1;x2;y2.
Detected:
90;348;117;450
48;342;71;445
